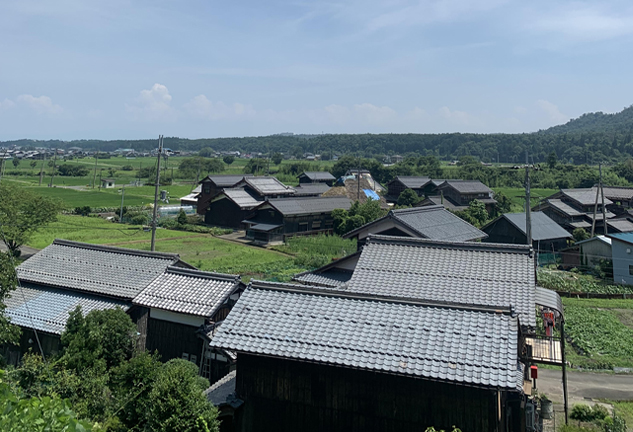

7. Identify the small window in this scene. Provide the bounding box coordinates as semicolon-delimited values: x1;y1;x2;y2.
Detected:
629;265;633;276
182;352;189;360
190;355;197;364
325;219;333;229
312;221;321;230
203;187;210;194
298;222;309;232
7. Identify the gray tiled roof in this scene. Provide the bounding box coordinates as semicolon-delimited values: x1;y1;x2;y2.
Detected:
346;236;536;327
438;180;493;194
500;212;572;241
560;188;613;206
419;196;468;212
602;186;633;202
542;199;584;217
292;183;331;196
133;266;242;317
392;176;431;189
242;177;294;196
17;240;183;300
264;196;352;216
202;174;253;187
5;283;129;335
392;206;487;242
607;219;633;233
205;370;237;405
212;282;523;391
292;269;354;288
221;188;262;209
299;171;336;181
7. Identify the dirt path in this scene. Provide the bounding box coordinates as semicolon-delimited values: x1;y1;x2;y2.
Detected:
539;369;633;403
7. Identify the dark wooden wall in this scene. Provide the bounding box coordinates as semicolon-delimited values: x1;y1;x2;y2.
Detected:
483;218;569;251
145;317;203;366
235;354;505;432
206;199;251;228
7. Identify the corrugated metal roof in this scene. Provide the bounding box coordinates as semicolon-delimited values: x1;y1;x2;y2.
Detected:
133;266;242;317
534;286;563;316
608;232;633;245
212;282;523;391
243;177;294;196
299;171;335;181
501;212;572;241
5;283;130;335
248;223;283;232
561;188;613;206
346;236;536;327
439;180;493;194
292;183;331;196
221;188;262;209
575;235;611;246
607;219;633;233
265;196;352;216
17;240;182;300
392;206;487;242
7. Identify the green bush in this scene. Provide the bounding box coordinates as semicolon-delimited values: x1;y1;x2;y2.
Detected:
593;404;610;421
571;404;594;422
121;165;134;171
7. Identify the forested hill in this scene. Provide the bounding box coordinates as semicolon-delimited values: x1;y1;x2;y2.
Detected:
3;105;633;164
540;105;633;135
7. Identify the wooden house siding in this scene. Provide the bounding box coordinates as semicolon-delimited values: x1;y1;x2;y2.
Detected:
206;198;252;229
145;316;204;366
197;180;224;215
245;206;337;242
483;217;569;252
234;354;510;432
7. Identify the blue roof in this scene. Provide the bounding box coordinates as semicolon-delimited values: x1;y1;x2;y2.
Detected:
608;232;633;245
363;189;380;201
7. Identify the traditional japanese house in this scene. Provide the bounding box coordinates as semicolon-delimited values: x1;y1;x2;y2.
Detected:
292;182;331;197
196;174;254;215
180;184;202;208
533;188;615;233
421;180;497;212
205;189;263;229
343;205;487;249
384;176;430;202
482;211;572;252
4;240;192;363
133;266;245;382
208;236;569;432
232;176;295;199
292;250;361;288
243;196;351;244
298;171;336;186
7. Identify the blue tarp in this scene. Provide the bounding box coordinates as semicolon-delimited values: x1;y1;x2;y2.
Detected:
363;189;380;201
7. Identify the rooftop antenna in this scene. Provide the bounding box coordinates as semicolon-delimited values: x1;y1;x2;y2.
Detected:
525;150;531;246
150;135;163;251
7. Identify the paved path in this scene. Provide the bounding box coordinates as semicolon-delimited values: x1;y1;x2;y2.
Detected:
539;369;633;402
0;243;39;260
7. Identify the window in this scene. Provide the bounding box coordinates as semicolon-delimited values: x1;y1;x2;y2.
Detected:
190;355;197;364
312;221;321;230
298;222;309;232
325;219;333;229
629;265;633;276
182;352;190;360
203;187;210;194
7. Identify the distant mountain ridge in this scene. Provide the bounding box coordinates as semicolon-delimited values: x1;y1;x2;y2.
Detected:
541;105;633;135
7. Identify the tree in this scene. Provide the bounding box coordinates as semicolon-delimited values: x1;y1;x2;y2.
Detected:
222;155;235;165
198;147;215;158
29;161;37;168
177;209;188;225
454;199;489;227
178;157;224;179
0;252;20;346
546;151;558;169
271;153;283;165
145;359;219;432
573;227;589;242
493;191;512;216
0;184;62;257
60;307;137;371
244;158;267;174
11;159;19;168
397;189;420;207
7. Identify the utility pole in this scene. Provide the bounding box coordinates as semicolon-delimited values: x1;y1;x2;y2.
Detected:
39;152;46;186
600;163;607;236
119;186;125;223
591;175;600;237
0;148;9;185
98;168;103;191
92;149;99;188
525;150;532;246
357;159;361;201
48;149;58;187
150;136;163;251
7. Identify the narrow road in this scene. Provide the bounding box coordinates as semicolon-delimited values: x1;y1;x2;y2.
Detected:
539;369;633;402
0;243;39;260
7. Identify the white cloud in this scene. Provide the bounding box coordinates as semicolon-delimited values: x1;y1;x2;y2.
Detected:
126;83;176;122
353;103;398;124
0;99;15;111
536;99;568;124
16;94;63;115
438;106;478;126
184;95;256;120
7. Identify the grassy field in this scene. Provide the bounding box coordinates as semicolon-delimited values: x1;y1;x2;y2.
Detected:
492;187;557;212
562;297;633;369
26;215;313;281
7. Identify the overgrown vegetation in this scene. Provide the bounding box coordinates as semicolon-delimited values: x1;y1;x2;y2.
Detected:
272;234;357;269
538;270;633;295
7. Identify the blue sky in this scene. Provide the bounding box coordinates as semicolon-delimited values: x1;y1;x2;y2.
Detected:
1;0;632;140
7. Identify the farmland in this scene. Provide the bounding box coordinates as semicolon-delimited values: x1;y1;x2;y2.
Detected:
562;297;633;369
538;269;633;295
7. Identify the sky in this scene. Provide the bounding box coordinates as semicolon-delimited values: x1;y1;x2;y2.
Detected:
1;0;633;140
